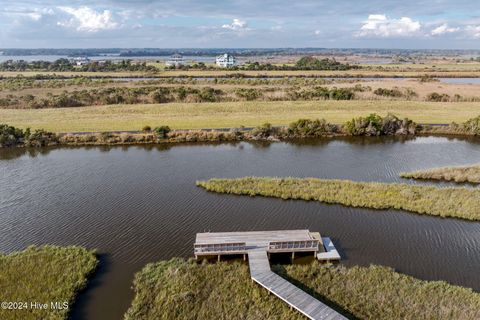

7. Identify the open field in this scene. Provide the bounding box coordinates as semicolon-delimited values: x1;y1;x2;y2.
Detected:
3;69;480;78
1;100;480;132
0;246;97;320
197;177;480;220
401;164;480;184
124;258;480;320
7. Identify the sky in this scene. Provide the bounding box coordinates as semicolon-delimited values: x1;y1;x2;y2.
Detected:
0;0;479;49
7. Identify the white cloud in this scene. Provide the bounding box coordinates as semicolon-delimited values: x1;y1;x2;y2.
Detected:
3;7;54;22
358;14;421;37
57;6;118;32
466;25;480;38
431;24;459;36
314;30;321;35
222;18;248;31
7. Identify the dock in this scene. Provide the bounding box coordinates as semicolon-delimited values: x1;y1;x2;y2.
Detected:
194;230;346;320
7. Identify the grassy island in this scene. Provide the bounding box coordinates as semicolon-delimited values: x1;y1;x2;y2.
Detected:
125;258;480;320
401;165;480;184
197;177;480;221
0;246;98;320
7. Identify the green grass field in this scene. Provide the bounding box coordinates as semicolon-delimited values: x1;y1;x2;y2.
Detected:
0;246;97;320
124;258;480;320
1;100;479;132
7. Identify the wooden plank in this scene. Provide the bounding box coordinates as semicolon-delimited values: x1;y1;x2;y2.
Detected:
194;230;346;319
317;237;341;261
248;250;347;320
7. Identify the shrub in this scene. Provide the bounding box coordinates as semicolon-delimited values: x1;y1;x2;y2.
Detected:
294;56;353;70
461;116;480;135
235;88;263;101
427;92;450;102
142;125;152;133
154;126;171;138
25;129;58;147
251;123;278;138
196;87;222;102
373;87;404;98
329;88;355;100
344;114;417;136
344;113;383;136
150;88;171;103
287;119;339;137
0;124;25;147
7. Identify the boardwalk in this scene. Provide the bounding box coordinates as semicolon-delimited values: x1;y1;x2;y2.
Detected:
195;230;346;320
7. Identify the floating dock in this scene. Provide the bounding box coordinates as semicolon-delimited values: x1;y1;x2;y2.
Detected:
194;230;345;320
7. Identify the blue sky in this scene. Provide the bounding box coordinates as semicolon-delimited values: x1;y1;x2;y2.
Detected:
0;0;479;48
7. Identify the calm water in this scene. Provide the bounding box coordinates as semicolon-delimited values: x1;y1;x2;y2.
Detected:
438;78;480;84
1;136;479;320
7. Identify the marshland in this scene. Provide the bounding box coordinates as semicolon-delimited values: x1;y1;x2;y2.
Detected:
1;51;480;320
1;136;480;319
197;177;480;221
0;246;97;320
401;164;480;184
125;259;480;320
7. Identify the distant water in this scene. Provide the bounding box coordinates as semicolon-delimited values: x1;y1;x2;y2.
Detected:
0;55;217;63
0;136;479;320
438;78;480;84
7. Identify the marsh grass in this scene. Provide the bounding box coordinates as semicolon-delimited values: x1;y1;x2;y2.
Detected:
280;263;480;320
197;177;480;221
0;245;98;320
124;258;480;320
401;164;480;184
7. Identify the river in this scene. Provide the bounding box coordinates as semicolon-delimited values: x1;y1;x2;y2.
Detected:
0;136;479;319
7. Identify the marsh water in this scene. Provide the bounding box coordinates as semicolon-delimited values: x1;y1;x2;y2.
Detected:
1;136;479;320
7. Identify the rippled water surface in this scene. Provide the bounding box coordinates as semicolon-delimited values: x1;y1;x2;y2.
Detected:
1;136;479;320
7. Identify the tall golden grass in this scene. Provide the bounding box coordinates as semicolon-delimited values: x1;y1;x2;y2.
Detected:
197;177;480;221
125;258;480;320
401;164;480;184
0;246;97;320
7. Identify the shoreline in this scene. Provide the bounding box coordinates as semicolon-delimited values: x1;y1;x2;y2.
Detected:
1;126;478;149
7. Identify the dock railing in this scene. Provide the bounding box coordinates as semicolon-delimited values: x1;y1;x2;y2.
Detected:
194;242;247;255
268;240;319;252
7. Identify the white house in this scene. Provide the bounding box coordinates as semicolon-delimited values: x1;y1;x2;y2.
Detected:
165;54;184;67
216;53;236;68
73;57;90;66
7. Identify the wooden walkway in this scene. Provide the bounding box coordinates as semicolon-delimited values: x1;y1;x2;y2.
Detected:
248;249;347;320
195;230;346;320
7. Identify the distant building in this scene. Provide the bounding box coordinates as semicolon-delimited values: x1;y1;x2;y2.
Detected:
165;54;184;67
216;53;236;68
73;57;90;66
